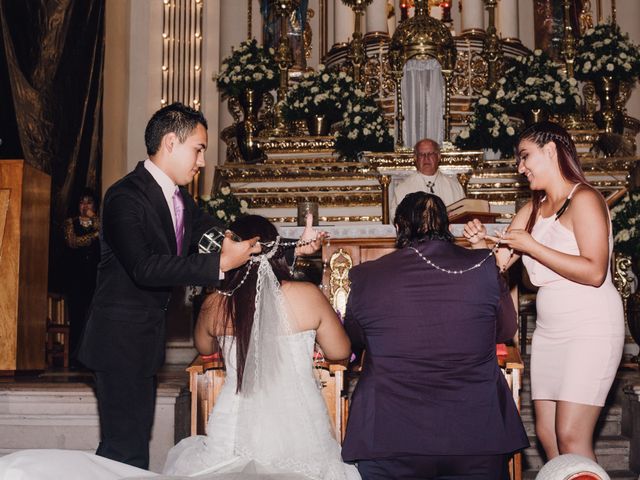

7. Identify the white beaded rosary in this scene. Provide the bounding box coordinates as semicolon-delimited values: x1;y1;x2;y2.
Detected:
408;240;503;275
216;236;318;296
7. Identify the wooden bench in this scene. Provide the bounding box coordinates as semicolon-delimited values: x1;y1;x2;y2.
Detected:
186;355;349;443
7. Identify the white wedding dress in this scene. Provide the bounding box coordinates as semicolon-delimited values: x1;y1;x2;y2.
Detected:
0;257;360;480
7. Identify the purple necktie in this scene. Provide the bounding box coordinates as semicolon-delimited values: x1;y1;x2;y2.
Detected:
172;187;185;254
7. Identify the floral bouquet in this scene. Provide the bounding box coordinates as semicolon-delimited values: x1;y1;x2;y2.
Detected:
215;39;279;98
198;186;249;227
575;22;640;82
454;89;518;157
611;190;640;259
334;93;394;160
281;65;354;122
500;49;581;116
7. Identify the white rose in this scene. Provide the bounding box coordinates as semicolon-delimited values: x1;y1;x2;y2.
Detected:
347;131;358;140
459;129;470;139
506;126;515;136
216;210;225;219
604;38;611;45
555;97;566;104
478;97;489;105
229;215;236;222
496;89;505;99
200;195;211;202
606;63;614;71
363;128;371;135
221;186;231;195
322;74;329;82
240;200;248;208
533;49;542;56
525;77;535;86
354;116;361;124
253;72;263;80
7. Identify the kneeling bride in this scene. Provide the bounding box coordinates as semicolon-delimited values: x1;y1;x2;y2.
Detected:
0;215;359;480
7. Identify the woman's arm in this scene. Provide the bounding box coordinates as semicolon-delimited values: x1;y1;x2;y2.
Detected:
494;189;610;287
64;217;99;248
464;201;532;272
306;285;351;361
194;293;225;355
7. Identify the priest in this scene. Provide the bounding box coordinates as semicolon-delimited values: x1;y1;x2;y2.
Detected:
391;138;465;218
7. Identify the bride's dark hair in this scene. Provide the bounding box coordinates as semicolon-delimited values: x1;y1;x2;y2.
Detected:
219;215;292;391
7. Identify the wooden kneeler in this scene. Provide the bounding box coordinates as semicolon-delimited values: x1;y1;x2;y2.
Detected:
186;355;349;444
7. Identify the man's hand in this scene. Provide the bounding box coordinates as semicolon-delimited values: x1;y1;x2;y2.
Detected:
219;232;261;272
295;213;329;256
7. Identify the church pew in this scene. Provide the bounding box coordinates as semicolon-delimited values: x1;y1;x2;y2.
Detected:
186;354;348;443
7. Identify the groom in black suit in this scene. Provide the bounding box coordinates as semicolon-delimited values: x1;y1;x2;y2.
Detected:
78;103;261;469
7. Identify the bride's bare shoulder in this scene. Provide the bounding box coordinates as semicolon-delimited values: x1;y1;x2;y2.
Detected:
280;280;327;308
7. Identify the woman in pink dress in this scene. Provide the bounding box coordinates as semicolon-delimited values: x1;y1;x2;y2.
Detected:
463;121;624;462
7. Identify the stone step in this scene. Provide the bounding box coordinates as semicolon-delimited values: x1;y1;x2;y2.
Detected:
0;382;187;473
519;404;623;437
521;436;630;472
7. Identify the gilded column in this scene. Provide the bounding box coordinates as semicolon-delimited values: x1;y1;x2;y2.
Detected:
334;0;355;46
460;0;485;33
365;0;388;35
498;0;519;41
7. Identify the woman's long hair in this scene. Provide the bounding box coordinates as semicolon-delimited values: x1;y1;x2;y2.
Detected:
394;192;454;247
515;121;589;232
217;215;292;391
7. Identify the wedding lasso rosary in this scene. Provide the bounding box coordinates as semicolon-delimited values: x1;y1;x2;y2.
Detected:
408;238;510;275
216;235;319;297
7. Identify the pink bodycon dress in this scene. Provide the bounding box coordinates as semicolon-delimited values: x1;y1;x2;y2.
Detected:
522;188;625;406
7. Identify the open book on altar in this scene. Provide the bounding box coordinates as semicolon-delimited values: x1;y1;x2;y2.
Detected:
447;198;501;224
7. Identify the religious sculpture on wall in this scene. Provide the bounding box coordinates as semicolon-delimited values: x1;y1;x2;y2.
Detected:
261;0;309;71
534;0;586;62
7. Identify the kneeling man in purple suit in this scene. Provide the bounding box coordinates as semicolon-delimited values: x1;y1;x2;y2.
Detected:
342;192;529;480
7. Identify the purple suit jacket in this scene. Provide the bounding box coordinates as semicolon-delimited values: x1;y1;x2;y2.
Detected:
341;239;529;461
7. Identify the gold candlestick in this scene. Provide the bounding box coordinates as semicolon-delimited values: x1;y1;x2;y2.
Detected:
342;0;373;84
267;0;297;136
482;0;503;91
562;0;576;78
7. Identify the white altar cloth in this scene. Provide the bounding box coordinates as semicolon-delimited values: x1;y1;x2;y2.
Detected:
277;223;507;239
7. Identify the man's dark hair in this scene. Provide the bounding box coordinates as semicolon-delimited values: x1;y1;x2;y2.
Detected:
144;102;208;156
394;191;454;247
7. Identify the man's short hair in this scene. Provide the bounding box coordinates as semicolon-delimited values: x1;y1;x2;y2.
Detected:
394;191;453;247
413;138;440;155
144;102;208;156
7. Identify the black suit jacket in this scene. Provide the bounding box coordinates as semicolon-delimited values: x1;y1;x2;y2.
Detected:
341;240;529;461
78;162;221;376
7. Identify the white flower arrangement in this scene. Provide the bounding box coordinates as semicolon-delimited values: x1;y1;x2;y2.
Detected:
575;22;640;82
500;49;581;116
454;89;519;157
281;65;354;122
215;39;279;98
335;96;394;159
198;187;249;227
611;190;640;259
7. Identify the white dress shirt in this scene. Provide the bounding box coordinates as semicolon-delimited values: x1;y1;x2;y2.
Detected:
144;159;179;231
